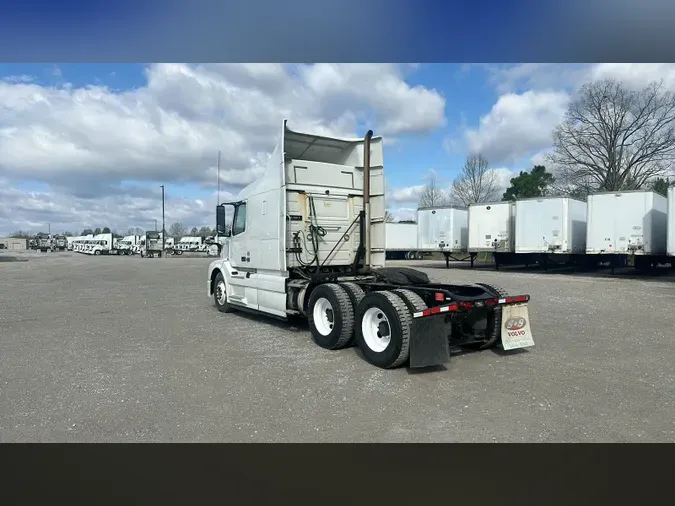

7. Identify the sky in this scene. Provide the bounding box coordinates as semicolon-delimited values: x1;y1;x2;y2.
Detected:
1;62;675;236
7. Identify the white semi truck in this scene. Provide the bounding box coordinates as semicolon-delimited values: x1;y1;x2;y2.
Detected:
88;233;115;255
116;235;139;255
206;121;534;370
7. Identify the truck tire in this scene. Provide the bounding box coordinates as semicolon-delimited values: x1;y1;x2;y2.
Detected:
94;250;101;256
213;271;235;313
465;282;509;350
354;291;411;369
338;282;366;346
391;289;427;313
307;283;355;350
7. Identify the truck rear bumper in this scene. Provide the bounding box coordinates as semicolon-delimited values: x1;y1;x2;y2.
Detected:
408;294;530;368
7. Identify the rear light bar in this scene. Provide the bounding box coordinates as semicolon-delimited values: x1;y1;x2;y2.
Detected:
412;294;530;319
484;295;529;306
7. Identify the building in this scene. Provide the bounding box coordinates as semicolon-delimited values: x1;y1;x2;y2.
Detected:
0;237;28;251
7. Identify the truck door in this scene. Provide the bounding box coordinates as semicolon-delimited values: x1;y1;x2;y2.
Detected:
227;201;258;309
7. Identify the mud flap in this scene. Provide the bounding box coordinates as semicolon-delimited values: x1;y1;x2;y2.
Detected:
409;316;450;368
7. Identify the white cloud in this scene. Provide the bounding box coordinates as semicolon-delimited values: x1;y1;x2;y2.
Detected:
462;90;570;166
0;63;446;231
449;63;675;181
488;167;516;195
588;63;675;91
0;178;235;235
388;207;417;222
388;185;425;204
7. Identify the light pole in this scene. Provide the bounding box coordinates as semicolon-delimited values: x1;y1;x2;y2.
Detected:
216;150;221;237
160;185;165;254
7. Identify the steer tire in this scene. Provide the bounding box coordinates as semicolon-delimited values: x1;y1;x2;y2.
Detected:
307;284;355;350
354;290;412;369
213;272;235;313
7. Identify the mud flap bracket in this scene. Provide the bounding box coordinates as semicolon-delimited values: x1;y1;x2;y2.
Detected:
409;316;450;368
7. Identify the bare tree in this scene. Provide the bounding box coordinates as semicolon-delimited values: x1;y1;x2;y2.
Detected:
418;175;449;207
198;226;213;237
169;222;187;238
547;78;675;196
449;154;499;205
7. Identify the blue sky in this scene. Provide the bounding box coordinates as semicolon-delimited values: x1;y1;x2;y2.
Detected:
1;62;674;235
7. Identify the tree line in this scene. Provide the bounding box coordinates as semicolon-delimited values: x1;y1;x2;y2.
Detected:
414;77;675;212
9;225;220;239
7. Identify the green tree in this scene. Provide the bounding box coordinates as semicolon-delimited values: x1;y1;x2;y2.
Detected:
650;177;671;197
81;228;93;235
503;165;555;201
190;227;199;236
94;227;102;235
102;227;111;234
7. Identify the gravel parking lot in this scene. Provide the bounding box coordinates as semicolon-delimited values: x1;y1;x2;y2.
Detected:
1;251;674;442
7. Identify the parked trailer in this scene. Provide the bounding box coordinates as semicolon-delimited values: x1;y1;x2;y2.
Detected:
468;201;515;268
207;121;534;370
417;206;471;267
384;222;420;260
668;187;675;258
586;190;668;272
503;196;588;270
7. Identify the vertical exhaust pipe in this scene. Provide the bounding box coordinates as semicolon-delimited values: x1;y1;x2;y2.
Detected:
363;130;374;268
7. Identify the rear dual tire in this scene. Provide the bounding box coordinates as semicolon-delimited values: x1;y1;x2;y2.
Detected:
307;284;356;350
307;284;425;369
354;291;416;369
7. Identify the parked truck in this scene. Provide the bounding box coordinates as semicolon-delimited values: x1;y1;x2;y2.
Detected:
114;235;138;255
53;234;67;251
206;121;534;370
35;233;52;252
141;231;163;258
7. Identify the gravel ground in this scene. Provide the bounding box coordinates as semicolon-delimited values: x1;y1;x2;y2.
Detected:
1;251;674;442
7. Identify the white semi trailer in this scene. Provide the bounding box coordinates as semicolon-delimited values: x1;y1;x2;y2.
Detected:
468;201;516;269
384;222;419;260
206;121;534;370
586;190;668;272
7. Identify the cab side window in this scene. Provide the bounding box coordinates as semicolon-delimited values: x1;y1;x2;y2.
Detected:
232;203;247;236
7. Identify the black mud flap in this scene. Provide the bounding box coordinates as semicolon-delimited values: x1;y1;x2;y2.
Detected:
409;316;450;368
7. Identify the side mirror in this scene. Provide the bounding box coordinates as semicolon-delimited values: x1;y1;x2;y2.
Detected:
216;205;228;236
